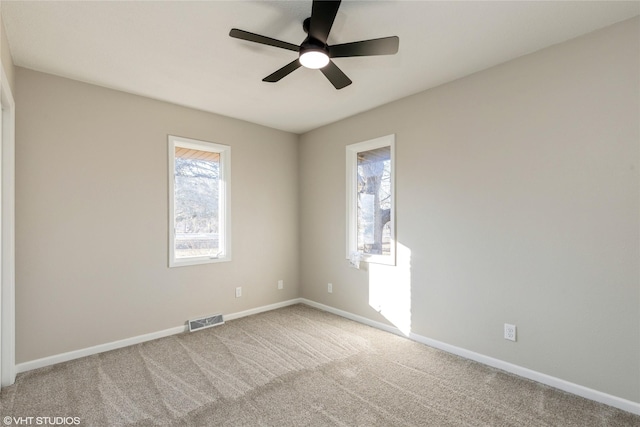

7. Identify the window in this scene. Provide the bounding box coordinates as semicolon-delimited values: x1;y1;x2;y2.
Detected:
168;135;231;267
346;134;395;265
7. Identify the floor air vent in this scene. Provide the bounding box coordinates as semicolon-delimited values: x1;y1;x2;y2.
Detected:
189;314;224;332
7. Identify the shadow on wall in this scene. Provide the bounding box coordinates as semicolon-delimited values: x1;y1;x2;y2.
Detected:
368;242;412;335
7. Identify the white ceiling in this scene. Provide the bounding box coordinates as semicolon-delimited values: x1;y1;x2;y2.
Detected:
2;1;639;134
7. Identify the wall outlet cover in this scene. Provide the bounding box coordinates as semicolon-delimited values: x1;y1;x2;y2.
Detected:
504;323;517;341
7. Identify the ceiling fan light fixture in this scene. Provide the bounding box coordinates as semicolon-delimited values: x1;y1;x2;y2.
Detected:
299;50;329;69
229;0;399;89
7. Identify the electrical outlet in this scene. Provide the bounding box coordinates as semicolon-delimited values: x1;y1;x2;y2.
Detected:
328;283;333;293
278;280;283;290
235;287;242;298
504;323;516;341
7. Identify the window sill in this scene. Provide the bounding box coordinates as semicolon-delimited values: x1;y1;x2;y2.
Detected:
169;256;232;268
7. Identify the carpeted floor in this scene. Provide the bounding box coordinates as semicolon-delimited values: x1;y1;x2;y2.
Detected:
1;304;638;426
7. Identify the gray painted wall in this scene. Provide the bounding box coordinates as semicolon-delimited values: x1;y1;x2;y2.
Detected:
15;68;300;363
299;17;639;402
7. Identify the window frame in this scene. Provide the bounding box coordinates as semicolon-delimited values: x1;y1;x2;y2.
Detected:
168;135;231;267
346;134;396;266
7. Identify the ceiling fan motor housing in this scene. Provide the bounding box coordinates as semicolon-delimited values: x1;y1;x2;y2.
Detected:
299;39;329;69
299;37;328;57
299;17;330;68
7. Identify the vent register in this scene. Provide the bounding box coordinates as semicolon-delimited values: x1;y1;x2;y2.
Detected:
188;314;225;332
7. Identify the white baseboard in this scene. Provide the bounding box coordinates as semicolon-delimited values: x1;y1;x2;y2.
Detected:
16;325;187;374
16;298;303;375
299;298;640;416
224;298;302;321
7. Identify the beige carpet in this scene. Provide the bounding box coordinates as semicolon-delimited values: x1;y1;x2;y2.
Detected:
1;304;638;426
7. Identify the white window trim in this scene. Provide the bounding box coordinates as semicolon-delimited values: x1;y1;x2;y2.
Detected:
168;135;231;267
346;134;396;266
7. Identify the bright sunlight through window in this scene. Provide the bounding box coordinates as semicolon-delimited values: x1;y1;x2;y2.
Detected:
346;135;395;266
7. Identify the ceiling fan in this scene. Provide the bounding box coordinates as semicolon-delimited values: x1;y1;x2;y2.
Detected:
229;0;399;89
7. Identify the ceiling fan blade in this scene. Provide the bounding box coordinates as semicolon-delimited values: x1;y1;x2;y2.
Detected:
320;60;352;89
309;0;341;44
329;36;399;58
229;28;299;52
263;59;302;82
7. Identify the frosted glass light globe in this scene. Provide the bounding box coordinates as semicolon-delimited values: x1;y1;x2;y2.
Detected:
299;51;329;69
